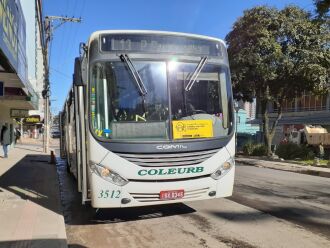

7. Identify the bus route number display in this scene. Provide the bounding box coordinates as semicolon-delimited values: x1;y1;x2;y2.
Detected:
172;120;213;139
101;34;222;57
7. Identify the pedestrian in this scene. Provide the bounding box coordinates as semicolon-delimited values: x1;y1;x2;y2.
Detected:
15;128;21;144
1;125;10;158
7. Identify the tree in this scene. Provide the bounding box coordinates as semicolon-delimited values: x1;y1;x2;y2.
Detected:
226;6;330;156
314;0;330;18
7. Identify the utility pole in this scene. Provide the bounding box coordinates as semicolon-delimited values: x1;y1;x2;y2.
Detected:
42;16;81;153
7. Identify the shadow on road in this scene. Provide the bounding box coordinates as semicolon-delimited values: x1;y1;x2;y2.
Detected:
56;156;196;225
233;183;330;200
226;195;330;238
68;245;88;248
0;239;68;248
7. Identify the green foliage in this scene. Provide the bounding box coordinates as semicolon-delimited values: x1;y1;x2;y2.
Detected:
243;142;255;155
252;144;268;156
243;143;267;156
275;143;315;160
226;5;330;155
314;0;330;18
226;5;330;100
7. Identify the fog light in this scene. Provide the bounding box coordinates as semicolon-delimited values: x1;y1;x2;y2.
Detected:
208;191;216;197
213;170;222;178
121;198;131;204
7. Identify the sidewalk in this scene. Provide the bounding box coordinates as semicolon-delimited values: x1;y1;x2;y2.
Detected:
0;142;67;247
236;156;330;178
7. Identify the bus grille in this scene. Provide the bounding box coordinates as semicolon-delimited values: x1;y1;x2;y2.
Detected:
114;148;220;167
130;187;209;202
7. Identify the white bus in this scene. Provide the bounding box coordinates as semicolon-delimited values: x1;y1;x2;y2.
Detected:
60;30;235;208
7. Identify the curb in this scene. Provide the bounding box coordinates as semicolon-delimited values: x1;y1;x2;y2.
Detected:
236;158;330;178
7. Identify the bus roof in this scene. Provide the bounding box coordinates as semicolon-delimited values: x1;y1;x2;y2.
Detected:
88;30;226;47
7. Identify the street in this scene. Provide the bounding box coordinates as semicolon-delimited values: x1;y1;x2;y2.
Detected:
56;156;330;248
230;165;330;237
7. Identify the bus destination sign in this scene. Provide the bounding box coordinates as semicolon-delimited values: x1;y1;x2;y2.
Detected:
101;34;222;57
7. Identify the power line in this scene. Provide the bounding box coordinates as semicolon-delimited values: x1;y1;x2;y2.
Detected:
50;67;71;79
42;15;82;153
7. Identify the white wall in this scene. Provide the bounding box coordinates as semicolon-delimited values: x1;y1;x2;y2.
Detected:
20;0;44;115
20;0;37;85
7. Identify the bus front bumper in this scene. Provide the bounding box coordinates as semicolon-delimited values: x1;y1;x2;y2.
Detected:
89;167;235;208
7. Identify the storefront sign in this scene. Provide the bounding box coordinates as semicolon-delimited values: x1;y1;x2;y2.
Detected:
0;0;26;82
10;109;29;118
24;115;41;124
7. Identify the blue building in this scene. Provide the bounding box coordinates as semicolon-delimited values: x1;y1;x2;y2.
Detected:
236;109;259;134
235;108;260;150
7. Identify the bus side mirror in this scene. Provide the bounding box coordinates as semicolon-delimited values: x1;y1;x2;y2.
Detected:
73;57;84;86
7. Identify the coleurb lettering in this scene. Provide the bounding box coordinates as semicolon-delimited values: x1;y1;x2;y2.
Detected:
177;168;187;174
186;167;196;173
167;168;176;175
137;167;204;176
148;169;158;175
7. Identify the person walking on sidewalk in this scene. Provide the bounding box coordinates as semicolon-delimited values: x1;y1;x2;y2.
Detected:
14;127;21;144
1;125;10;158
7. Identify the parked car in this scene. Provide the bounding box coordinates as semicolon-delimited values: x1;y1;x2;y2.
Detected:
51;130;60;138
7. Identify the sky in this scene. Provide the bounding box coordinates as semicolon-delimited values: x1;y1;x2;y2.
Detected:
43;0;315;114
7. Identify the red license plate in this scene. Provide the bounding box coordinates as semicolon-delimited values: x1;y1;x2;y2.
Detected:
159;190;184;200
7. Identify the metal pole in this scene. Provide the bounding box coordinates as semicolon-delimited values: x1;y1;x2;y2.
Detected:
234;102;239;148
42;16;81;153
43;17;50;153
20;118;23;142
46;95;49;152
236;109;238;147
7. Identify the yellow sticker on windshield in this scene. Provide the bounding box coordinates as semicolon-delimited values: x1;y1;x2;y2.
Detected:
172;120;213;139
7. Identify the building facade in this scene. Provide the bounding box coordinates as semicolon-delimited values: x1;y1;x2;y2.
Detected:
238;98;257;120
21;0;44;118
0;0;43;148
257;92;330;145
235;99;259;134
236;109;259;134
20;0;45;135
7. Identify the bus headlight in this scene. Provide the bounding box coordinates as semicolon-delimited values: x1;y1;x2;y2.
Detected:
89;161;128;186
211;158;234;180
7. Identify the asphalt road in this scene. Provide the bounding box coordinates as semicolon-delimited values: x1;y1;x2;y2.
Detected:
56;155;330;248
230;164;330;238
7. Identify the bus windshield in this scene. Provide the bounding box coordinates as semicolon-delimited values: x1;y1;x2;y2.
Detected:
90;60;232;141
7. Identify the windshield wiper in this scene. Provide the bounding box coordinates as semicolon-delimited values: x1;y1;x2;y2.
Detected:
185;56;208;91
119;54;148;95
